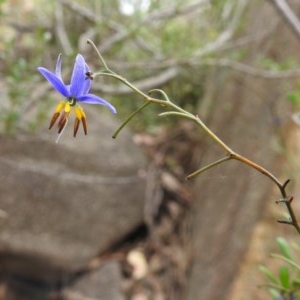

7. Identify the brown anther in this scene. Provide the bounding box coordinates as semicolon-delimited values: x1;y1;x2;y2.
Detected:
73;118;80;137
58;113;68;134
58;112;66;127
58;118;67;134
49;112;60;130
81;117;87;135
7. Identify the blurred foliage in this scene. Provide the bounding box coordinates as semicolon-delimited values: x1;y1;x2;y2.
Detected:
287;83;300;110
0;0;249;134
259;57;298;72
0;0;299;135
259;237;300;299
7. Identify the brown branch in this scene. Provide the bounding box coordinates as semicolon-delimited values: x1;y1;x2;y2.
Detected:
98;0;210;53
269;0;300;40
59;0;123;32
224;155;300;234
184;115;300;233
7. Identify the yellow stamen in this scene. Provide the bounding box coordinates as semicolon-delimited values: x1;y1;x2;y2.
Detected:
80;107;86;119
49;101;88;139
64;102;71;113
74;106;88;135
74;107;83;120
55;102;65;113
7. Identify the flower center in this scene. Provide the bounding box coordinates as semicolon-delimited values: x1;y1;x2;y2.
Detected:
68;97;77;106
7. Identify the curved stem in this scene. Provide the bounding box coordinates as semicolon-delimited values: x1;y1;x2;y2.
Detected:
193;115;234;154
186;156;232;180
231;152;283;190
93;72;150;100
112;101;151;138
271;253;300;272
89;41;300;234
87;39;111;72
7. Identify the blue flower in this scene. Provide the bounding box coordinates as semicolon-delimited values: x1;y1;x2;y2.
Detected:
37;54;116;141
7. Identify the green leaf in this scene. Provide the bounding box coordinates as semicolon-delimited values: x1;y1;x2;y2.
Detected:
259;265;278;284
271;254;300;273
287;93;300;104
277;237;293;260
279;266;290;290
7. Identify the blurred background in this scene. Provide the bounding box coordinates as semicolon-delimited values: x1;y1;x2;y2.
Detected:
1;0;300;299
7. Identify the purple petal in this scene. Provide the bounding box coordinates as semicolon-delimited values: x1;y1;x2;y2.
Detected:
37;67;70;98
55;54;63;79
70;54;86;97
77;94;117;114
82;63;91;94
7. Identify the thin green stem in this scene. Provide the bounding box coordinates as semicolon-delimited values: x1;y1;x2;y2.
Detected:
271;254;300;272
149;89;171;102
95;68;288;190
159;111;197;120
186;156;232;180
258;283;290;293
193;115;234;154
87;39;110;72
88;40;300;235
93;72;150;100
112;101;151;138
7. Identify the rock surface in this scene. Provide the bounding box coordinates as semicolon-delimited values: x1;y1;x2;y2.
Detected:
0;107;146;284
184;1;300;298
0;260;125;300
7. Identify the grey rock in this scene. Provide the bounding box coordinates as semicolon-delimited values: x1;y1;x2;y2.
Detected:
64;261;125;300
0;261;125;300
0;108;146;283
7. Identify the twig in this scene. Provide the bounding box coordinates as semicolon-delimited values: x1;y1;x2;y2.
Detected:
186;156;232;179
92;67;179;95
88;40;300;235
98;0;210;53
194;0;249;57
55;1;73;55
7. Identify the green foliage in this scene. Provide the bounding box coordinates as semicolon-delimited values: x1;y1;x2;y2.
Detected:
0;0;285;135
2;58;29;135
0;0;5;17
1;45;45;135
259;57;297;72
287;83;300;109
0;0;247;135
160;19;200;58
0;1;54;135
259;237;300;299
